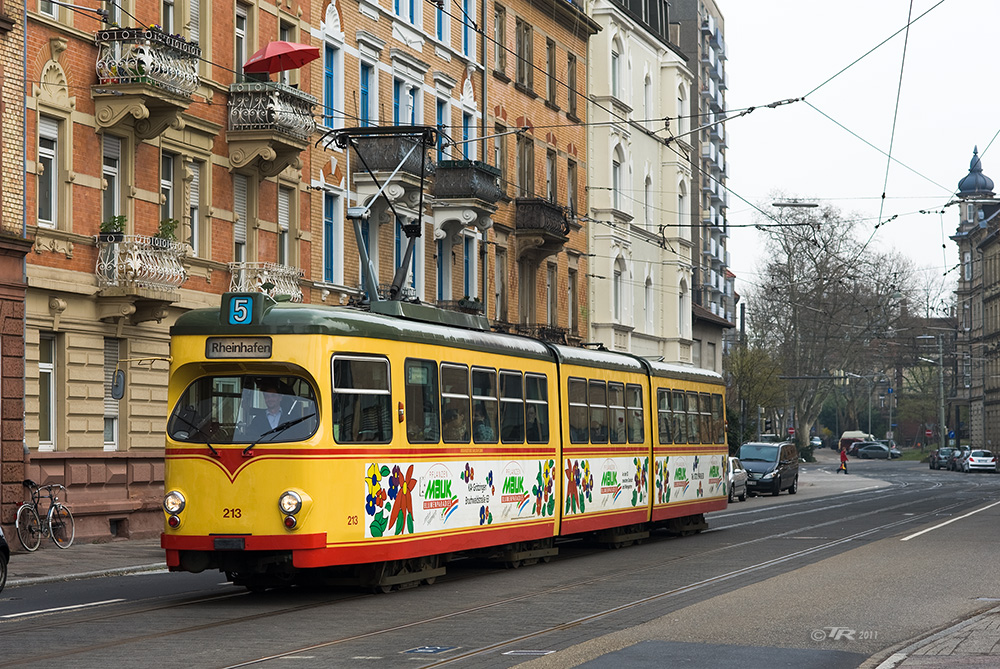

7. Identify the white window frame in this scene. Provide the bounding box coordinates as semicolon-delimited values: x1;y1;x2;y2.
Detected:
102;135;121;223
278;185;292;266
235;3;249;77
162;0;175;34
161;152;175;223
37;117;59;228
38;335;56;452
104;338;121;451
189;160;203;255
40;0;59;20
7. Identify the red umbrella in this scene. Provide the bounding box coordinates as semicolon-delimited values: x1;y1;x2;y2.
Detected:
243;41;320;75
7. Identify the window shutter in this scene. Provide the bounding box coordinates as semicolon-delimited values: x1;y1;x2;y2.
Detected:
103;135;120;160
39;115;59;139
190;162;201;210
104;338;120;416
189;0;200;41
234;174;247;244
278;187;290;231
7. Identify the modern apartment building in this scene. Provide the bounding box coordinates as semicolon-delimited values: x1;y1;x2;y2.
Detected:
587;0;696;360
671;0;735;362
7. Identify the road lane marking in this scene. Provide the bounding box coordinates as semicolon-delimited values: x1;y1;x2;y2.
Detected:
901;499;1000;541
1;598;126;619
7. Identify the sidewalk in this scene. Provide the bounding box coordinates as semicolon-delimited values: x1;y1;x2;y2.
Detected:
6;536;165;588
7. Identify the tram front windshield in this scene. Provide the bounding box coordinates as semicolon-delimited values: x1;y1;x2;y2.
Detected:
168;375;319;444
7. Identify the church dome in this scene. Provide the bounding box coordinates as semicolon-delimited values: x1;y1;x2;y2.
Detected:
958;146;994;198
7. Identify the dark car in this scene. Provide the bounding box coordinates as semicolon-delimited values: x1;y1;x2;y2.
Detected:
856;443;896;459
930;447;955;470
0;522;8;593
739;441;799;496
949;446;971;471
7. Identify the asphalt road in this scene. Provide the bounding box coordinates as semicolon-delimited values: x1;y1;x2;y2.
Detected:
1;451;996;669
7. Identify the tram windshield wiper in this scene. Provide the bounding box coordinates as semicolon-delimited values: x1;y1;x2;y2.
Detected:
169;409;220;457
242;412;317;456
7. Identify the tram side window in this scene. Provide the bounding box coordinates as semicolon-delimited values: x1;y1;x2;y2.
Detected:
589;380;608;443
568;377;589;443
441;363;470;443
671;390;687;444
627;383;644;443
609;382;626;444
525;373;549;443
686;392;700;443
712;393;725;444
472;368;498;443
500;371;524;442
699;393;712;444
332;356;391;443
405;359;439;443
657;388;672;444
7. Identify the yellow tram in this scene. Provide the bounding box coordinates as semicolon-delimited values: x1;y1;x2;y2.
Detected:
161;293;728;590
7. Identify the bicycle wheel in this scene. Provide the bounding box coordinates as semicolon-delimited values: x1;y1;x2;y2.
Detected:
49;504;75;549
16;505;42;552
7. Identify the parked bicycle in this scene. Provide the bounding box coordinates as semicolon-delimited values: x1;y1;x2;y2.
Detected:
16;479;75;551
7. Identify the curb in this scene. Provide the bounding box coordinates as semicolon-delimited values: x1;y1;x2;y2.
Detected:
7;562;167;588
867;602;1000;669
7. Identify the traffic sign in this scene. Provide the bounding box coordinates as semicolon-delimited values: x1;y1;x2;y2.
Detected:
925;429;932;438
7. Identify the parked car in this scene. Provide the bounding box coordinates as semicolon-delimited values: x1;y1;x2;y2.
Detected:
963;450;998;473
929;447;956;470
739;441;799;496
0;521;7;593
839;430;874;451
949;446;972;471
728;456;748;503
848;440;880;457
857;444;902;460
809;436;822;450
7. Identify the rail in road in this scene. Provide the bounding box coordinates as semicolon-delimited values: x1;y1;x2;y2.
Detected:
1;461;997;668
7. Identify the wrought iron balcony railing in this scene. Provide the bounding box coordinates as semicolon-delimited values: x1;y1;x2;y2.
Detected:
94;27;200;98
95;235;187;292
515;198;570;237
433;160;503;203
351;134;430;175
228;81;317;141
229;261;304;302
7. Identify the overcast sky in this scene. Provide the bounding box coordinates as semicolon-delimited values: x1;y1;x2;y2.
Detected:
720;0;995;299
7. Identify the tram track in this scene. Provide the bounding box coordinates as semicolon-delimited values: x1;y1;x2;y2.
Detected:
0;480;990;667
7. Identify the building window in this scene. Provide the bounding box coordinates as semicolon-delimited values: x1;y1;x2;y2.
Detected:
360;63;373;127
645;277;653;329
278;21;295;85
37;117;59;228
462;112;474;159
40;0;58;19
102;135;121;223
547;263;557;326
567;159;577;215
323;192;341;284
546;38;557;105
644;76;651;127
395;0;415;24
516;133;533;197
462;0;472;56
644;176;652;229
463;234;473;297
515;18;533;90
612;157;621;210
495;123;508;195
494;5;506;73
613;261;622;321
546;149;556;203
325;44;343;130
567;52;578;117
103;0;120;26
278;186;292;266
38;335;56;451
964;251;973;281
189;160;202;255
393;79;417;125
567;268;577;334
162;0;175;35
518;259;536;323
235;3;249;78
611;48;620;98
436;99;447;160
161;152;176;223
233;173;248;264
104;338;121;451
496;246;508;321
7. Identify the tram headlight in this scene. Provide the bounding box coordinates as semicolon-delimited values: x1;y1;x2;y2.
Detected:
163;490;186;514
278;490;303;515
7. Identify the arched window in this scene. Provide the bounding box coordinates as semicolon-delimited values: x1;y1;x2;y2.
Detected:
677;181;687;240
678;279;690;339
613;256;627;323
645;276;654;330
677;83;688;136
612;145;625;211
644;175;653;229
611;40;622;98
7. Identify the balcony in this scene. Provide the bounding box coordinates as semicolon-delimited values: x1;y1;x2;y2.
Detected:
95;234;187;323
228;261;304;302
432;160;502;239
514;198;569;261
92;27;200;140
341;128;437;214
227;81;317;177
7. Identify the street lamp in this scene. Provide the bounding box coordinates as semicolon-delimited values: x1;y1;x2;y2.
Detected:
917;334;947;450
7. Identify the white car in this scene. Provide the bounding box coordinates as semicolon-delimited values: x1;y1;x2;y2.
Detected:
728;456;748;502
964;450;998;473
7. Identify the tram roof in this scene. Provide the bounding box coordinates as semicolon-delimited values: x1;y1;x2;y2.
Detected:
172;301;554;361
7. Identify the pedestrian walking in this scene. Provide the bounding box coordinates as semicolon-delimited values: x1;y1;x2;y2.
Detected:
839;446;849;474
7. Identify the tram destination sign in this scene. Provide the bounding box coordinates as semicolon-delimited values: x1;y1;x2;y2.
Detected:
206;337;273;359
